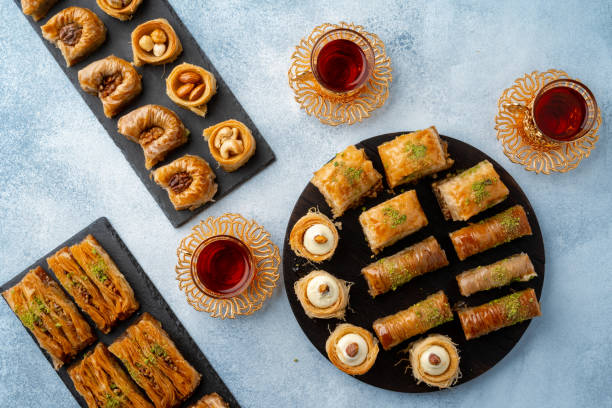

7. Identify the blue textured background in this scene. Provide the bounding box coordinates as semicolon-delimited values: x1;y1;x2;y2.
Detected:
1;1;610;407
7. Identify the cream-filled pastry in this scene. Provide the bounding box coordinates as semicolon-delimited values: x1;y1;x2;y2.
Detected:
336;333;368;367
303;224;335;255
419;345;450;376
408;334;460;388
289;209;339;262
305;273;340;308
326;324;379;375
294;270;350;319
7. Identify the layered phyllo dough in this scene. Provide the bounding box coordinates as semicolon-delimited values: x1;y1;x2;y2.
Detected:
294;270;351;319
21;0;58;21
325;324;379;375
188;393;229;408
97;0;143;21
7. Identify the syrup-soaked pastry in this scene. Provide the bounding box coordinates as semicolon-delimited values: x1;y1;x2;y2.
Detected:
458;288;541;340
96;0;143;21
188;393;229;408
2;267;96;369
21;0;58;21
325;324;379;376
311;145;383;218
294;270;351;319
289;209;339;262
359;190;428;254
378;127;454;188
118;104;189;169
456;253;537;297
408;334;460;389
450;205;532;261
78;55;142;118
432;160;509;221
152;155;217;211
372;290;453;350
361;236;448;297
203;119;256;172
69;343;154;408
41;7;107;67
167;63;217;117
131;18;182;66
109;313;202;408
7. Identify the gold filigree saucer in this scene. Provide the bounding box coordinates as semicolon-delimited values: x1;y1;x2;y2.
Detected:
176;213;280;319
495;69;601;174
288;22;392;126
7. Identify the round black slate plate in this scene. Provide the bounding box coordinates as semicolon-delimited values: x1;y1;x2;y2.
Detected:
282;133;545;393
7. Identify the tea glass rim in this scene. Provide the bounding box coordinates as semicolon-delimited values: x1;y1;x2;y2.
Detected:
310;27;375;95
531;78;598;144
190;234;255;299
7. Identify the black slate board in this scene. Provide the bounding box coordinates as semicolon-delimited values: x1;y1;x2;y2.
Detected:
282;133;545;393
1;217;240;407
15;0;275;227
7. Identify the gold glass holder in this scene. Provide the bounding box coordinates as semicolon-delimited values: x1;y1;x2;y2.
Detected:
288;22;392;126
495;69;601;174
176;213;280;319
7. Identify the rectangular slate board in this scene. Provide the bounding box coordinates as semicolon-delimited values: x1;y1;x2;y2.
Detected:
0;217;241;408
15;0;275;227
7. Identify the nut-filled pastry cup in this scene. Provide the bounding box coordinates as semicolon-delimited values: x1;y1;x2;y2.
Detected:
166;63;217;117
294;270;351;319
325;324;379;375
203;119;256;172
289;209;339;263
96;0;143;21
131;18;182;66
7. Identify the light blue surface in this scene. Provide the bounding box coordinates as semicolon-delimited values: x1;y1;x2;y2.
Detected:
0;1;610;407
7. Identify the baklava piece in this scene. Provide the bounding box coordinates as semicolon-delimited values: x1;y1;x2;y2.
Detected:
407;334;460;389
41;7;107;67
152;155;218;211
69;343;153;408
2;267;96;369
289;209;339;262
378;127;453;188
167;63;217;117
203;119;256;172
21;0;58;21
311;145;383;218
118;104;189;169
109;313;201;408
131;18;182;66
97;0;143;21
325;324;379;376
189;393;229;408
294;270;351;320
78;55;142;118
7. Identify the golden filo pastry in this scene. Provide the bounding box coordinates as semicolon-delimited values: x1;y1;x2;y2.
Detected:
131;18;182;66
166;63;217;116
289;209;339;262
408;334;461;389
41;7;107;67
152;155;218;211
325;324;379;376
96;0;143;21
294;270;351;319
188;393;229;408
21;0;58;21
118;104;189;169
78;55;142;118
203;119;256;172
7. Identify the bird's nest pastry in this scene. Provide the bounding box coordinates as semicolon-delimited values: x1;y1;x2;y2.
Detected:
289;209;339;262
41;7;107;67
118;104;189;169
21;0;58;21
203;119;256;172
152;155;217;211
406;334;460;389
131;18;182;66
78;55;142;118
294;270;351;319
325;324;379;375
96;0;143;21
166;63;217;117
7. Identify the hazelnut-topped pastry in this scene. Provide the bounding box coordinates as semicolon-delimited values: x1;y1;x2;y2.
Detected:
152;155;217;211
408;334;461;388
78;55;142;118
166;63;217;117
203;119;256;172
41;7;107;67
325;324;379;375
21;0;58;21
294;270;351;319
118;104;189;169
131;18;182;66
289;209;339;262
96;0;143;21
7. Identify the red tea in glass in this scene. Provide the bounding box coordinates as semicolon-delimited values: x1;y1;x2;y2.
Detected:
533;86;587;141
315;39;368;92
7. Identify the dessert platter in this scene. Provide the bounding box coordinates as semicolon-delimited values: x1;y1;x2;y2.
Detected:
0;217;238;407
283;128;545;392
16;0;275;227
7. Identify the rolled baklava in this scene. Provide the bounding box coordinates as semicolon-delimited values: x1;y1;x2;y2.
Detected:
294;270;351;319
167;63;217;117
131;18;182;66
289;209;339;262
203;119;256;172
325;324;379;375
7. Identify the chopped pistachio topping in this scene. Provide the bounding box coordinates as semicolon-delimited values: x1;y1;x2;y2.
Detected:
499;212;520;235
150;343;167;358
90;258;108;282
105;393;121;408
17;308;42;330
343;166;363;184
33;296;50;314
490;292;530;324
382;206;406;228
471;178;494;204
405;143;427;159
